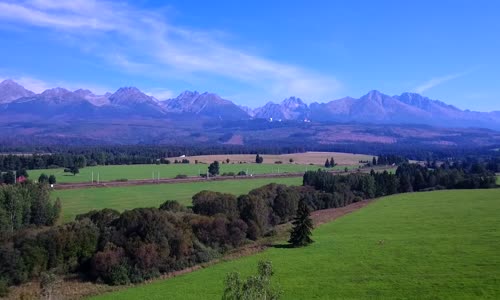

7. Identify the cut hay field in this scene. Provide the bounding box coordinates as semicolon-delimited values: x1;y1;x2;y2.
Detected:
92;189;500;300
29;163;345;184
54;177;302;222
186;151;374;165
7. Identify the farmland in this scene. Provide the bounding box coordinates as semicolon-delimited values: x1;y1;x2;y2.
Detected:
54;177;302;222
92;189;500;300
29;163;348;184
185;151;374;165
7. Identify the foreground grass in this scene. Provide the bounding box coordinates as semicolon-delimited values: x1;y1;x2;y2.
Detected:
55;177;302;222
92;189;500;299
30;163;344;183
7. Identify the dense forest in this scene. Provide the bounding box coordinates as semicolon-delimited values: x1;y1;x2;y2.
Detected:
0;159;497;294
0;144;499;172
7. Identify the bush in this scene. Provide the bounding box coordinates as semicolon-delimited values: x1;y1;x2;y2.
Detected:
221;172;236;177
274;161;283;164
0;278;8;297
108;264;130;285
116;178;128;182
159;200;187;212
175;174;188;179
237;171;247;176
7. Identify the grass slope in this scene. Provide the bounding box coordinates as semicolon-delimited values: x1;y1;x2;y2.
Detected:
92;189;500;300
30;164;343;184
55;177;302;222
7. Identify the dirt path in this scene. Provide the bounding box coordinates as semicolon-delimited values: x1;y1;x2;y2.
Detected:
312;199;375;226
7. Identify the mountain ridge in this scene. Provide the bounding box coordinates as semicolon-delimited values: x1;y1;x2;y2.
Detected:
0;79;499;130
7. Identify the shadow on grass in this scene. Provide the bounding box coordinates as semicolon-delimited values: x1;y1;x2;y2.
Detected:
272;243;294;249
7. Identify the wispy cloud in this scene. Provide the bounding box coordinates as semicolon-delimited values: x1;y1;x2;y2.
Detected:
413;72;468;94
0;0;342;102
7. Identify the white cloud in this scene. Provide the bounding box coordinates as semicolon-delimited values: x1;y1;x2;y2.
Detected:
0;0;342;102
413;72;467;94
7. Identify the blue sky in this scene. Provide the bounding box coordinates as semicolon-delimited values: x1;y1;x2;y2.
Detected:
0;0;498;110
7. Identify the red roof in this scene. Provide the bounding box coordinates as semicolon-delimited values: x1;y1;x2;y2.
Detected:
17;176;27;183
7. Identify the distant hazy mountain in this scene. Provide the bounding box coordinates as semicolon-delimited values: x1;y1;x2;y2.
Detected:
3;87;96;117
254;90;500;129
73;89;111;106
0;79;499;131
162;91;249;120
0;79;35;103
253;97;309;120
107;87;166;117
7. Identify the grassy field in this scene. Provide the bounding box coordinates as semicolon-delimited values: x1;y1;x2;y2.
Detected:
29;163;345;184
92;189;500;300
54;177;302;222
186;151;374;165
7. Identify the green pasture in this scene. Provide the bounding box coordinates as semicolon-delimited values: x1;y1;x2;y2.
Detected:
54;177;302;222
92;189;500;299
29;163;348;183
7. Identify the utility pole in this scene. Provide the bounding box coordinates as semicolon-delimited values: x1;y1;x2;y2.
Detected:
97;173;100;184
92;171;94;183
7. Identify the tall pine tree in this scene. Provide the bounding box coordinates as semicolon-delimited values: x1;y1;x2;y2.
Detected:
288;198;314;247
324;159;331;168
330;157;335;167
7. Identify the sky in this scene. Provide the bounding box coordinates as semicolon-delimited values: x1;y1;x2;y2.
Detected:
0;0;498;110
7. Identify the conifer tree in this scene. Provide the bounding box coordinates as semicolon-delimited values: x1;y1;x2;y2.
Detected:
330;157;335;167
288;199;314;247
324;159;331;168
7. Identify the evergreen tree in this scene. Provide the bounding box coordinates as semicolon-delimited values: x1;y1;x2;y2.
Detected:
288;199;314;247
324;159;331;168
255;154;263;164
208;161;220;176
372;157;377;166
330;157;335;167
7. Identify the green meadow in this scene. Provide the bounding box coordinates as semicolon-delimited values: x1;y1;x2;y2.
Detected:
92;189;500;300
29;163;343;183
54;177;302;222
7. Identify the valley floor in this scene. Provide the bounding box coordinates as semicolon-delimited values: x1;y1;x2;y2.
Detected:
90;189;500;299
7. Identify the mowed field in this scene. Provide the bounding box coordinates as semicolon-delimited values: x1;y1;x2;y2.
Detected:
186;151;374;165
92;189;500;300
54;177;302;222
29;163;344;184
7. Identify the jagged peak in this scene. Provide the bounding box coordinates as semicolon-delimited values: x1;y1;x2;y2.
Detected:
41;87;71;96
281;96;306;106
177;90;200;98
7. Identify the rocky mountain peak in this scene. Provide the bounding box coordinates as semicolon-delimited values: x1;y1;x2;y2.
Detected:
0;79;35;103
40;87;73;98
109;87;158;105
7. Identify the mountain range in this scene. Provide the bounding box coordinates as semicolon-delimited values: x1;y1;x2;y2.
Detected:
1;79;498;129
0;79;499;147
